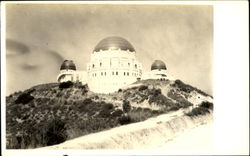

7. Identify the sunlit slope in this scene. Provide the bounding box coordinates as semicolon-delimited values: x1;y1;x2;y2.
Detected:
41;108;212;149
6;79;213;149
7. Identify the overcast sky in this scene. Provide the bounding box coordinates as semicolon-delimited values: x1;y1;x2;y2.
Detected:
5;4;213;95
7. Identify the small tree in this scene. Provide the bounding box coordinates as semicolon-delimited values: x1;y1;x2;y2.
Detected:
122;100;131;113
15;92;34;104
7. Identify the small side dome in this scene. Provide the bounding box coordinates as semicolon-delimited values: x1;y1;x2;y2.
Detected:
60;60;76;70
151;60;167;70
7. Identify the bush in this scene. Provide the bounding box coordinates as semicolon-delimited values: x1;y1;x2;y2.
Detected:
118;115;131;125
200;101;213;110
15;92;34;104
111;109;123;117
122;100;131;113
102;103;114;110
99;109;111;118
173;79;209;96
59;81;73;89
149;93;175;107
167;89;193;108
45;119;68;146
186;106;210;117
83;98;93;105
150;88;161;96
138;85;148;91
128;108;155;122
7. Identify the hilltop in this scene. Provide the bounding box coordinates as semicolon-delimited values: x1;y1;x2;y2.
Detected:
6;79;213;149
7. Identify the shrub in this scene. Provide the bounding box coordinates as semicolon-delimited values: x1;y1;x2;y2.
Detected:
99;109;111;118
102;103;114;110
138;85;148;91
59;81;73;89
167;89;193;108
186;106;210;117
168;105;180;111
111;109;123;117
173;79;209;96
200;101;213;110
148;88;162;97
128;109;154;122
122;100;131;113
118;115;131;125
83;98;93;105
15;92;34;104
45;119;68;146
149;93;175;107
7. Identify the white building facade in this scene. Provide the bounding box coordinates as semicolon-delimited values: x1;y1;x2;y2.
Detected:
57;37;174;94
86;36;142;93
57;60;87;84
141;60;175;81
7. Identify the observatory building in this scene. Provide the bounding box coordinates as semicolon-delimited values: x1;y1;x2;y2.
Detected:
57;36;173;93
87;36;142;93
57;60;87;84
141;60;174;81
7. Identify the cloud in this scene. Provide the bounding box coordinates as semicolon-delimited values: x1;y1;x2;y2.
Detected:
47;50;64;64
21;63;38;70
6;39;30;56
6;39;65;95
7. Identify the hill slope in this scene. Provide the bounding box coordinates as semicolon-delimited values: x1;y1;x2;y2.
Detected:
6;79;213;149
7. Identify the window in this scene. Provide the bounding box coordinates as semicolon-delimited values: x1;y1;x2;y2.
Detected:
101;72;103;76
127;72;129;76
124;72;126;76
92;64;95;68
128;63;130;66
116;72;118;75
100;62;102;67
104;72;106;76
135;64;137;69
112;72;114;75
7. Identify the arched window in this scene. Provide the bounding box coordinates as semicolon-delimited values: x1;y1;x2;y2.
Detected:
135;64;137;69
101;72;103;76
116;71;118;75
124;72;126;76
92;64;95;68
127;72;129;76
100;62;102;67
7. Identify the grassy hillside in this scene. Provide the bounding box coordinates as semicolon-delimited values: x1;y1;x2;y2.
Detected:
6;79;213;149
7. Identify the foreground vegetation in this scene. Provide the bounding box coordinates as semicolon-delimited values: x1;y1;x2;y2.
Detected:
6;80;212;149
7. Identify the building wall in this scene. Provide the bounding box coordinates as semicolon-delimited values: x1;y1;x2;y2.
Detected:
57;70;87;84
141;69;175;80
87;49;142;93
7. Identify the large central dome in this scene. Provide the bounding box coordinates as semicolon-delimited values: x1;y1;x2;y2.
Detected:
93;36;135;52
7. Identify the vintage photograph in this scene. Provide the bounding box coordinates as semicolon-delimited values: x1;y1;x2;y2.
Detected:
4;2;214;151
